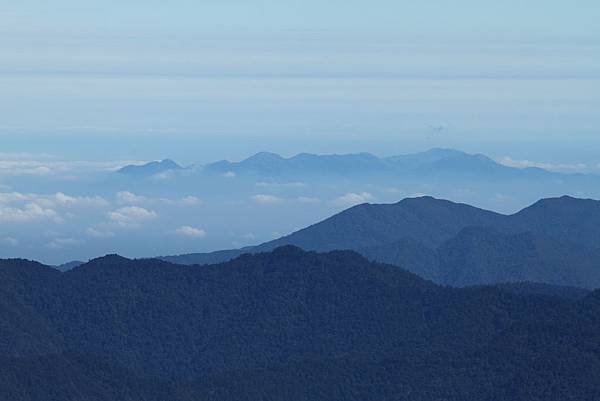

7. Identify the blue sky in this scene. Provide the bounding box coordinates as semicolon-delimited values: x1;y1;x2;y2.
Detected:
1;1;600;263
1;1;599;164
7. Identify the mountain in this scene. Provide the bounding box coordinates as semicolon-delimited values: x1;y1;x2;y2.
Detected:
512;195;600;248
202;148;554;178
488;282;590;300
1;248;600;400
53;260;84;272
203;151;388;176
163;196;600;288
435;227;600;287
160;195;511;266
117;159;183;176
262;196;510;250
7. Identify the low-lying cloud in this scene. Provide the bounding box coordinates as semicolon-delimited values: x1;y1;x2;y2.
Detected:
175;225;207;238
332;192;374;207
107;206;158;228
252;194;283;205
498;156;590;173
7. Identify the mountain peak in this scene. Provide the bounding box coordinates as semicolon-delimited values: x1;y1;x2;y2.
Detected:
271;244;307;256
423;148;468;157
245;152;284;162
524;195;595;210
75;254;131;270
117;159;183;175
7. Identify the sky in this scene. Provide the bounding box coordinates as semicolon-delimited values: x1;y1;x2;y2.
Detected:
1;1;600;263
1;1;599;164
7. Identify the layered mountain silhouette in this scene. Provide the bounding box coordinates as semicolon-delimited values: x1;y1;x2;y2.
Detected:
1;248;599;400
202;148;551;179
117;159;183;176
163;195;600;288
53;260;84;272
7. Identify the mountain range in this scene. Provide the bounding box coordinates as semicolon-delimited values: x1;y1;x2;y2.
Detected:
1;247;599;400
203;148;560;179
117;159;183;175
162;195;600;288
117;148;560;179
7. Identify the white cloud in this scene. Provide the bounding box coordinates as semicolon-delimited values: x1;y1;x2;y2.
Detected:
223;171;236;178
175;225;207;238
181;196;201;205
116;191;146;204
116;191;201;206
45;237;83;250
0;202;60;223
52;192;108;208
0;192;29;203
251;194;283;205
498;156;589;173
491;193;513;203
0;158;145;176
85;227;115;238
256;181;306;188
0;191;108;209
107;206;157;228
296;196;321;203
0;237;19;247
332;192;374;207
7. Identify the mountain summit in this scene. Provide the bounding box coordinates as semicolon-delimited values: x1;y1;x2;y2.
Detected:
117;159;183;176
163;195;600;288
202;148;542;178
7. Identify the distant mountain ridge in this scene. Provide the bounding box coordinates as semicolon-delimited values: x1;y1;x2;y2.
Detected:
201;148;550;178
162;195;600;288
117;159;183;175
53;260;84;272
115;149;565;179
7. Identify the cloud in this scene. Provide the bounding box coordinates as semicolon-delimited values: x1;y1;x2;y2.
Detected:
255;181;306;188
116;191;146;204
45;237;83;250
332;192;374;207
0;202;60;223
490;193;513;203
107;206;158;228
223;171;236;178
0;237;19;247
181;196;201;205
116;191;201;206
0;157;145;176
296;196;320;203
51;192;108;208
175;225;207;238
151;171;177;180
85;227;115;238
0;191;108;209
0;192;29;203
251;194;283;205
498;156;589;173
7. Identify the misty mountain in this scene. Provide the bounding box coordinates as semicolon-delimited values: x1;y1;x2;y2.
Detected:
7;146;600;264
202;148;553;179
117;159;183;176
164;196;600;288
53;260;84;272
1;248;600;400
